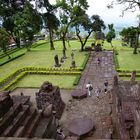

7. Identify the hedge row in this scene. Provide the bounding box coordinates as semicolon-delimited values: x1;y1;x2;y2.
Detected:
81;53;90;69
73;75;81;85
113;50;120;69
118;73;140;77
0;66;83;86
0;53;25;66
0;48;21;59
117;69;140;73
1;70;81;91
21;66;83;71
27;71;81;75
2;72;27;91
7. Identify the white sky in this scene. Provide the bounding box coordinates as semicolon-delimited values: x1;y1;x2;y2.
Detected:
49;0;140;27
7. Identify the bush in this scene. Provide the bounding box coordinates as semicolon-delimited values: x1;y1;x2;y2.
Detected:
0;53;25;66
73;75;81;85
113;51;120;69
0;67;82;91
81;53;90;69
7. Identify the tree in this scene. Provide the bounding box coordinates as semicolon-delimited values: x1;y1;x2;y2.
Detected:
56;0;89;51
107;0;140;15
106;24;116;48
119;28;130;45
120;26;140;54
0;0;25;47
14;1;42;51
0;28;11;59
72;13;105;51
35;0;60;50
43;12;60;50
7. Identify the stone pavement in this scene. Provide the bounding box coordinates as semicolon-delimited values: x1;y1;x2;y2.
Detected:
61;51;117;139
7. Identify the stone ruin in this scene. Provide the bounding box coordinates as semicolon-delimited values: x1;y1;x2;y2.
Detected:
94;43;102;52
0;91;13;118
36;81;65;119
0;82;66;140
111;76;140;140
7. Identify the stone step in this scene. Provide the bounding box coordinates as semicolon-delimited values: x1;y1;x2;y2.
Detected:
13;108;37;137
2;105;30;137
0;104;22;135
23;111;42;138
0;137;54;140
34;117;52;138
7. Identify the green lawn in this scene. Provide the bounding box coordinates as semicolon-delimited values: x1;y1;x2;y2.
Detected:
0;40;89;81
0;40;89;89
120;77;140;81
117;50;140;70
16;75;77;89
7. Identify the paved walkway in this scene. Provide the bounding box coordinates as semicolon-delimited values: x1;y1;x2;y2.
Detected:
61;51;116;139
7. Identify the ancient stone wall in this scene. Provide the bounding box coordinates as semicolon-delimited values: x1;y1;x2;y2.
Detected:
36;81;65;119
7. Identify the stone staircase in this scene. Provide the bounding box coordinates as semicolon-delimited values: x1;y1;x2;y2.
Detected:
0;102;51;139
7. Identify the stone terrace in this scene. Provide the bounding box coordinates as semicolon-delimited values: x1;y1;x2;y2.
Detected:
61;51;116;139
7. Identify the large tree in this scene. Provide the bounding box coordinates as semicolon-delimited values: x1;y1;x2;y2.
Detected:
35;0;60;50
72;13;105;51
106;24;116;48
13;1;42;51
108;0;140;15
0;28;11;59
56;0;89;51
108;0;140;53
120;26;140;54
0;0;25;47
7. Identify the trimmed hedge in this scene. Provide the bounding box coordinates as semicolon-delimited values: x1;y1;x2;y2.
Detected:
117;69;140;73
113;50;120;69
2;72;27;91
118;73;140;77
0;48;21;59
73;75;81;85
81;53;90;69
0;67;82;91
0;66;83;86
0;53;25;66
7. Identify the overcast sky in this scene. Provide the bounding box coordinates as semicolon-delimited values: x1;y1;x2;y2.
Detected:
49;0;139;27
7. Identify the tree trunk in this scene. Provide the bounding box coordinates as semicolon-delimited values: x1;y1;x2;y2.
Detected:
16;38;20;48
133;33;139;54
49;28;55;50
81;44;84;51
130;39;133;47
62;33;66;51
110;42;113;48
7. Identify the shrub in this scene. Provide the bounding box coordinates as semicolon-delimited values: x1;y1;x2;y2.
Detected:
0;53;25;66
81;53;90;69
73;75;81;85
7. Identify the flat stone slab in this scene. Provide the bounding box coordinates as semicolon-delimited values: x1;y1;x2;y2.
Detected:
12;95;30;105
71;90;87;99
68;117;94;137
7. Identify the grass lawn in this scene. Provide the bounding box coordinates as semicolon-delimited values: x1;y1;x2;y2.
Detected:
120;77;140;81
15;75;77;89
0;40;90;89
0;48;26;64
0;40;89;80
117;50;140;70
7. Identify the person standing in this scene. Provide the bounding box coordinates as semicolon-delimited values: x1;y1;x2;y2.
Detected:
104;80;108;93
95;87;101;98
86;82;93;97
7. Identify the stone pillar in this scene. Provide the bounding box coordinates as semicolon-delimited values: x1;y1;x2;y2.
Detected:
113;75;118;87
130;70;136;82
54;55;61;67
62;49;67;59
